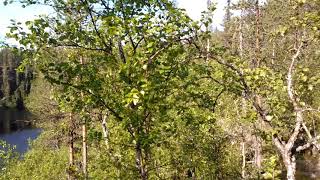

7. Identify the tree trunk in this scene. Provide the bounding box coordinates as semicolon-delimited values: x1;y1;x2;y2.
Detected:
206;0;211;62
272;36;275;65
239;16;243;58
286;162;296;180
135;142;148;180
254;0;261;67
273;134;298;180
241;141;246;178
68;113;75;180
254;136;262;170
101;112;109;147
224;0;232;48
82;123;88;179
80;57;88;179
283;152;296;180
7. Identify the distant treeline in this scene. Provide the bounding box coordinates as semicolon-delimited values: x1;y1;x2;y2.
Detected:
0;48;32;110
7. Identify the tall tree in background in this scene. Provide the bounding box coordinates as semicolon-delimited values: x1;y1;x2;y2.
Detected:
0;48;32;109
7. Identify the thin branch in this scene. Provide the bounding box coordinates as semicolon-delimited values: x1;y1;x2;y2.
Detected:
287;42;304;110
44;74;123;121
285;41;304;150
199;76;224;86
301;108;320;112
296;142;312;152
285;111;302;150
302;122;320;150
129;36;136;54
81;0;111;53
100;111;109;146
118;39;126;63
296;135;320;152
147;44;171;65
101;0;112;12
273;135;285;153
212;88;225;113
54;43;111;54
131;37;144;55
302;122;313;140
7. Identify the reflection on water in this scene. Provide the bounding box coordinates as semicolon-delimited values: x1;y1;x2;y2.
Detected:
0;108;32;134
0;108;40;154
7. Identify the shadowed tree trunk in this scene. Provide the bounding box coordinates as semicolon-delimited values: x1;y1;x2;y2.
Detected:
135;141;148;180
79;56;88;179
68;113;75;180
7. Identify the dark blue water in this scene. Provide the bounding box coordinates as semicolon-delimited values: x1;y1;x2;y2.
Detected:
0;128;41;154
0;108;40;154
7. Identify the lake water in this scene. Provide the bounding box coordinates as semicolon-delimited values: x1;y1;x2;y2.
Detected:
0;108;40;154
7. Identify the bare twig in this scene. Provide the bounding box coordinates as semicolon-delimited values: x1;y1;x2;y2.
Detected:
284;41;304;151
81;0;112;54
287;42;304;109
302;122;320;150
296;135;320;152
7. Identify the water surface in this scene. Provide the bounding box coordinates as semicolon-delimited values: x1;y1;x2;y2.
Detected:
0;108;40;154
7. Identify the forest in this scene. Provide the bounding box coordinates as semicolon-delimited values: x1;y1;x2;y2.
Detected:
0;0;320;179
0;49;32;109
